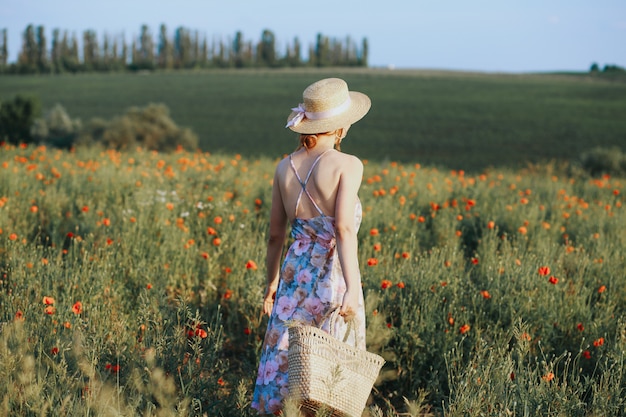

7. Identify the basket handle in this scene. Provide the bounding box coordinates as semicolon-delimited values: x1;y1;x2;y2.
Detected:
321;307;355;344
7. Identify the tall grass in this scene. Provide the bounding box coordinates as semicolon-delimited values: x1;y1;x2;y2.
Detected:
0;144;624;416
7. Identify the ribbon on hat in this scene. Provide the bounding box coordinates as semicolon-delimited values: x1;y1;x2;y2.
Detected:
285;103;306;128
285;97;352;129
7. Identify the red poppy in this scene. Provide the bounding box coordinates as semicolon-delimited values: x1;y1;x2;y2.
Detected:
582;350;591;359
51;347;59;355
370;228;379;236
480;290;491;299
43;296;55;305
538;266;551;276
367;258;378;267
244;327;251;335
195;328;208;339
246;260;258;270
593;337;605;347
459;324;471;334
380;280;392;289
548;276;559;285
396;282;405;289
577;323;584;332
72;301;83;314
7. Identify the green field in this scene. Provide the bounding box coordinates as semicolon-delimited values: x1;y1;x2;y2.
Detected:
1;69;625;171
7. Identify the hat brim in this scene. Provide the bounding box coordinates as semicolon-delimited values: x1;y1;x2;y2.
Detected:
286;91;371;134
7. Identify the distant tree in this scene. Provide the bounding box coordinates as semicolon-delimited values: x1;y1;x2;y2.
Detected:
174;27;192;68
258;29;276;67
18;24;38;73
136;24;155;70
83;30;99;71
0;95;41;145
0;29;7;71
50;29;63;73
233;31;244;68
36;25;49;73
590;62;599;72
158;24;174;69
360;37;368;67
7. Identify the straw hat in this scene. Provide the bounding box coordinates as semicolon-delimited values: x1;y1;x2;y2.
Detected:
285;78;371;134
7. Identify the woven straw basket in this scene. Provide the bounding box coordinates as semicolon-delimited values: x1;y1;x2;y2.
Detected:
287;311;385;417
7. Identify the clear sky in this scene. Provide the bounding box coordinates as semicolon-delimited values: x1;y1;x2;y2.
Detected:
2;0;625;73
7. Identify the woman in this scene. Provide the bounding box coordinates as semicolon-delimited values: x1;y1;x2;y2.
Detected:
251;78;371;415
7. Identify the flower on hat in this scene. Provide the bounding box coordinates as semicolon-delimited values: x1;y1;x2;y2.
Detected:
285;104;306;128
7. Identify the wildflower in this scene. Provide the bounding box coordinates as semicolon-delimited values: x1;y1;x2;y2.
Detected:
370;228;379;236
396;282;405;289
373;243;381;251
244;327;251;335
102;218;111;227
417;216;426;223
538;266;551;276
223;289;233;300
195;328;208;339
367;258;379;267
213;237;222;246
380;279;392;289
582;350;591;359
201;252;209;259
146;283;153;290
30;205;38;213
217;377;225;386
246;260;258;270
471;257;479;265
577;323;584;332
548;276;559;285
598;285;606;293
72;301;83;314
401;251;410;259
386;322;392;329
518;226;527;235
51;347;59;355
459;324;470;334
207;226;217;235
487;221;495;229
480;290;491;299
214;216;223;225
542;372;555;382
81;205;89;212
14;310;24;321
165;202;174;211
9;233;18;241
593;337;605;347
44;306;55;315
43;296;55;305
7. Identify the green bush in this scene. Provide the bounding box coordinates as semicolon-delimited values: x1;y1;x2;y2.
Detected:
580;146;626;177
0;95;41;145
31;103;82;148
78;103;198;151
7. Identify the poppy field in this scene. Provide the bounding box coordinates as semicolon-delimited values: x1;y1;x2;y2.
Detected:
0;143;625;416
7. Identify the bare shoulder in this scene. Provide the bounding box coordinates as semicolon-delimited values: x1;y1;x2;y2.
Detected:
332;152;363;174
274;155;291;177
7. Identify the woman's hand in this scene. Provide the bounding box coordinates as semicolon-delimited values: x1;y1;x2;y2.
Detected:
339;288;359;322
262;284;278;316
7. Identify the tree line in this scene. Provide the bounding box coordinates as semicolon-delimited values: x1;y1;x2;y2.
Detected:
0;24;369;74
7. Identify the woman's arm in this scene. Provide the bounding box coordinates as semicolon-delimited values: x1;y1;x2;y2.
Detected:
334;155;364;319
263;165;288;316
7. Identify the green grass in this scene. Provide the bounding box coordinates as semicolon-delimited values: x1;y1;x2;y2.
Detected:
0;144;624;416
1;68;625;171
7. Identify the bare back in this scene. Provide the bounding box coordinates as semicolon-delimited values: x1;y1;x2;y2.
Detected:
275;148;361;223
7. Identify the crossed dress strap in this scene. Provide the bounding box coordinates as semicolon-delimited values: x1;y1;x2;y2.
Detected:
289;149;332;218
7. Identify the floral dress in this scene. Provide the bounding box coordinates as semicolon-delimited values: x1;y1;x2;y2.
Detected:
251;150;366;415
